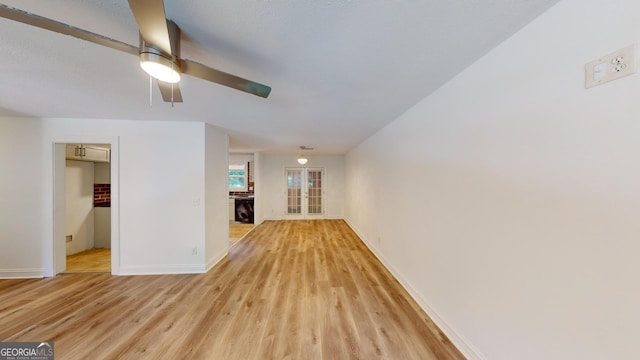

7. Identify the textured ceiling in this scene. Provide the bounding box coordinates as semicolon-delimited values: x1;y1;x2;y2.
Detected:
0;0;560;154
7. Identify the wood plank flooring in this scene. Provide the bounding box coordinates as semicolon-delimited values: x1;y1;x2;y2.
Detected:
229;223;255;247
0;220;464;360
66;248;111;273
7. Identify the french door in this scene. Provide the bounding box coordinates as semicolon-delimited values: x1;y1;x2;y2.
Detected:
285;167;324;219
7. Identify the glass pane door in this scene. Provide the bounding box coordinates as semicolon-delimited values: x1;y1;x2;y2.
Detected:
285;168;324;218
286;169;303;215
307;169;323;215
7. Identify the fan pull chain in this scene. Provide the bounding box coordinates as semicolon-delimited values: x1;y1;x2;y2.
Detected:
170;60;175;107
149;75;153;109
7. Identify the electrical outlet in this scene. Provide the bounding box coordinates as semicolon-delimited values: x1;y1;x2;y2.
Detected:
192;247;197;255
585;44;636;89
614;63;627;73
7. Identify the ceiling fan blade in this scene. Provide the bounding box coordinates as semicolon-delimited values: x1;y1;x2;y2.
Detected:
128;0;173;55
166;20;180;57
0;4;138;56
180;59;272;98
157;81;183;103
1;4;273;101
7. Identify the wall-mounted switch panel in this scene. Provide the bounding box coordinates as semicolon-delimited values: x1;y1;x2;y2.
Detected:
585;44;636;89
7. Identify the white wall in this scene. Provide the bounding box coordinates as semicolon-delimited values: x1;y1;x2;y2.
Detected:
228;153;253;168
0;117;45;278
94;162;110;183
205;124;230;270
45;119;208;275
1;117;230;277
93;207;111;249
262;155;344;219
93;162;111;249
0;118;228;277
65;160;94;255
253;152;264;224
345;1;640;359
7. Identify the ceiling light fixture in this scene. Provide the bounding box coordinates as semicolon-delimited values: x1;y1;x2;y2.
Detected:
139;52;181;83
297;146;312;165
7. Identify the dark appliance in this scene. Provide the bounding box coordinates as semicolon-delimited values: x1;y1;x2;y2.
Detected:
235;198;254;224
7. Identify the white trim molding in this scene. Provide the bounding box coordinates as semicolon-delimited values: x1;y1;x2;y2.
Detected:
206;249;228;272
0;268;44;279
118;264;206;276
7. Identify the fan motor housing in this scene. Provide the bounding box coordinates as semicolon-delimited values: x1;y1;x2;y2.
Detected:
139;38;181;83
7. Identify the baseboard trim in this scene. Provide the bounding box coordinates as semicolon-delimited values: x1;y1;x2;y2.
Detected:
263;216;343;221
0;268;44;279
344;218;486;360
118;264;206;275
206;249;228;272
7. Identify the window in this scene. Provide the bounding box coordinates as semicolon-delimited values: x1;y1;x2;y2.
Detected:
229;164;247;191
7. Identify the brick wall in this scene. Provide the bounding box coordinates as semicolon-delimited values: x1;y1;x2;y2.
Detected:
94;184;111;207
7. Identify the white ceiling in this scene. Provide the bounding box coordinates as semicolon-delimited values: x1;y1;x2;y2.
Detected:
0;0;560;155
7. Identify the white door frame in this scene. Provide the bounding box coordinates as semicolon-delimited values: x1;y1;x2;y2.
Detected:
283;167;325;219
48;136;120;276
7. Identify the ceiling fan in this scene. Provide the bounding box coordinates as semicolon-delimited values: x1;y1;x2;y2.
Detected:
0;0;272;103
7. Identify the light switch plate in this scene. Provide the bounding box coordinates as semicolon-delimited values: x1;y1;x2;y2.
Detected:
585;44;636;89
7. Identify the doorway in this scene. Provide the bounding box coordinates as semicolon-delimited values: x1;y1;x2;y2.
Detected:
284;167;325;219
51;138;120;276
228;155;256;246
63;144;111;273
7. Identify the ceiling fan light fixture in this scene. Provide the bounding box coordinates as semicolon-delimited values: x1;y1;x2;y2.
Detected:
139;52;181;83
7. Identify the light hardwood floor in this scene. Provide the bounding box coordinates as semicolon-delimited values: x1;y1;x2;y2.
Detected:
229;223;255;246
0;220;464;360
66;248;111;273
